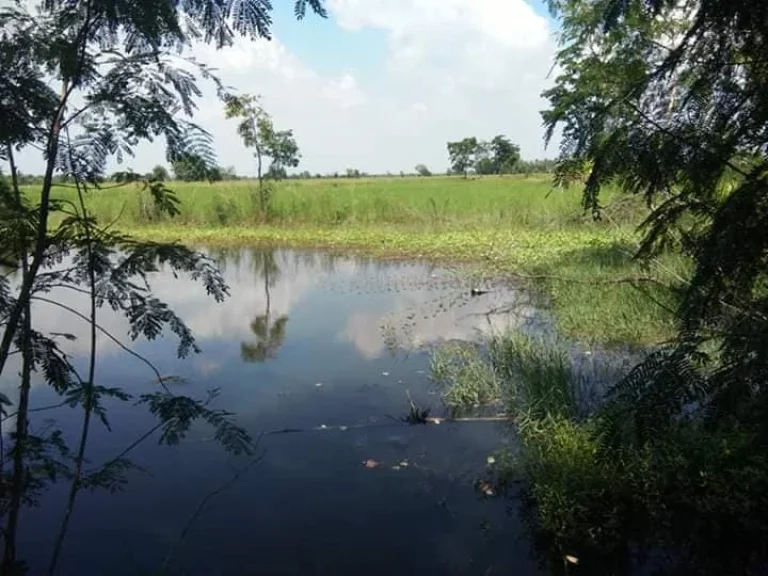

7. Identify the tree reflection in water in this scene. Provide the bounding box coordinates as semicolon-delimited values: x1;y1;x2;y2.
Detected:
241;250;289;362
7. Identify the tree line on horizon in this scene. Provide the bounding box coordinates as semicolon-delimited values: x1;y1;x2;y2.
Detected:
9;156;556;185
8;126;553;185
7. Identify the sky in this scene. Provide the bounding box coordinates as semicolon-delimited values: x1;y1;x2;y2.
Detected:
12;0;562;177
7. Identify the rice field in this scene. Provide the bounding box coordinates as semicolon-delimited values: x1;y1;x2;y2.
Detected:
40;174;626;228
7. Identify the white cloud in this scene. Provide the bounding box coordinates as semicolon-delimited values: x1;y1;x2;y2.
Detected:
341;288;537;360
321;74;368;109
185;0;558;175
7;0;558;176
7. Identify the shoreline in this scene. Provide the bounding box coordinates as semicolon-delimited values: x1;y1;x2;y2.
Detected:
118;223;676;347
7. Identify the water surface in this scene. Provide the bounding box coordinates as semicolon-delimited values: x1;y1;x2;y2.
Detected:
4;248;545;575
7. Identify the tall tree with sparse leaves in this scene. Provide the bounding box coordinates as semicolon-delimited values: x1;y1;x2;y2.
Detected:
224;94;301;215
0;0;326;573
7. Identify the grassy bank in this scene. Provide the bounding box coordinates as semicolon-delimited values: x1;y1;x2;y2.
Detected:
432;332;768;575
32;175;679;345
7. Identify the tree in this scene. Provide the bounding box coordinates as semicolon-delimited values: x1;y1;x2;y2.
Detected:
224;94;300;215
208;165;224;182
0;0;326;572
150;165;170;181
221;165;239;180
474;141;495;175
172;154;210;181
472;136;520;175
447;137;479;178
529;0;768;571
515;158;556;174
489;135;520;174
415;164;432;177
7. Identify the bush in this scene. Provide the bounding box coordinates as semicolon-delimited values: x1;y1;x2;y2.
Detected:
434;334;768;574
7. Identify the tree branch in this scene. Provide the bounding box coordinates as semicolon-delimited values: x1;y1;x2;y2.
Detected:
29;296;167;388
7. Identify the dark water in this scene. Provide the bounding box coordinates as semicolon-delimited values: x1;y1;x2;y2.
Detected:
1;249;549;576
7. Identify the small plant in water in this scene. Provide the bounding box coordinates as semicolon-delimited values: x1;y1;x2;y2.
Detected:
430;342;501;415
402;391;430;424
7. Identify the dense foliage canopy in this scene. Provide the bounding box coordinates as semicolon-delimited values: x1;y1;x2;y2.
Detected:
535;0;768;572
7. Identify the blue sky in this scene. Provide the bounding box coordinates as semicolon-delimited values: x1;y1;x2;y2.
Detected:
10;0;562;176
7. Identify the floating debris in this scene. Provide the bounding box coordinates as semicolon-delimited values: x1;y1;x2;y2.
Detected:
339;426;348;432
382;371;390;377
565;555;580;565
425;417;443;425
477;481;495;497
391;465;401;471
315;382;324;387
399;460;409;468
363;459;379;469
487;456;496;466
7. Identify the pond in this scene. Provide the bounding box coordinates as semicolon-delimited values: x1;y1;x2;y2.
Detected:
2;248;548;576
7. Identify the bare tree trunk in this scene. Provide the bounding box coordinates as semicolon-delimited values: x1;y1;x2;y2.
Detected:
47;136;99;576
264;254;271;324
2;145;34;573
0;80;70;381
256;146;266;216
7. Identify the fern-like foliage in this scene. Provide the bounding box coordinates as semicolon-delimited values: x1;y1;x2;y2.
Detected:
598;347;708;447
27;330;79;394
544;0;768;432
295;0;327;20
138;390;254;456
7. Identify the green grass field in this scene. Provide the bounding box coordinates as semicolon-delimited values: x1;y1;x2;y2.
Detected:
29;174;680;345
46;174;611;228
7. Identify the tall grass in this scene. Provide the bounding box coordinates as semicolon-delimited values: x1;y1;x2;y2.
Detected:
490;334;584;421
430;342;502;414
456;333;768;574
430;333;593;420
35;174;629;229
430;334;631;569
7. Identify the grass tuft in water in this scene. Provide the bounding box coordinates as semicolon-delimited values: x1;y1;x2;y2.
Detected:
430;334;589;421
490;333;586;421
430;342;502;415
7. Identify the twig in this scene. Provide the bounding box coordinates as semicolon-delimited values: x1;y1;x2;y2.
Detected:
29;296;169;391
159;437;265;573
84;421;165;477
1;400;70;423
